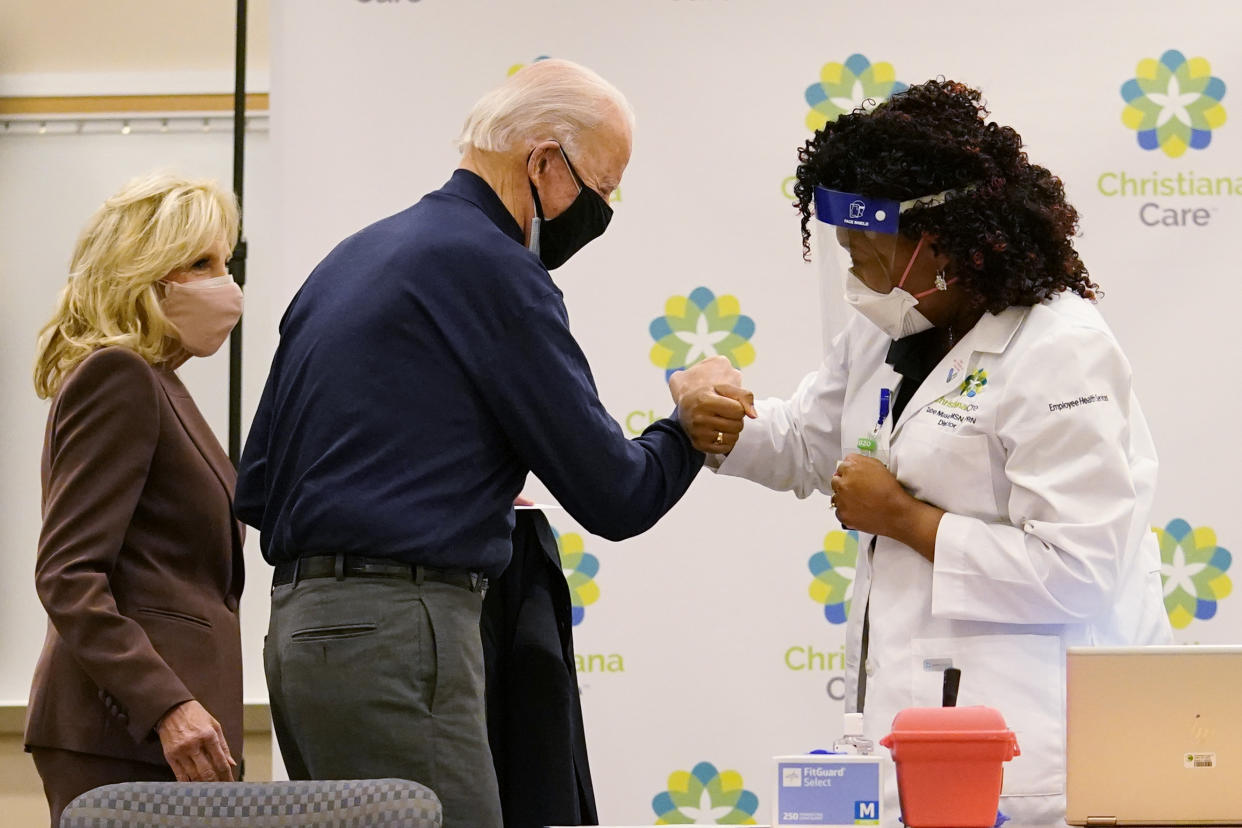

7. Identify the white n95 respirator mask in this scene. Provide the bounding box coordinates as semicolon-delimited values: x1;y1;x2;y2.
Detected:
842;235;938;340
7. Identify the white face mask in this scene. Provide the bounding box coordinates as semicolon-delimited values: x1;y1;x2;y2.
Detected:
842;235;946;340
843;273;935;340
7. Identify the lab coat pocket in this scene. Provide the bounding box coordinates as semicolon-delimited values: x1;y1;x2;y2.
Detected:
892;420;1000;521
911;634;1064;797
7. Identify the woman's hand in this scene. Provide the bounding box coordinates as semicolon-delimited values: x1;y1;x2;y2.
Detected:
830;454;944;561
156;699;236;782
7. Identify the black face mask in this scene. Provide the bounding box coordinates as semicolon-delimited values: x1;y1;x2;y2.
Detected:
528;145;613;270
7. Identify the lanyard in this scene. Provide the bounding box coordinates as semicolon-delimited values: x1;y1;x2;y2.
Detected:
857;388;891;465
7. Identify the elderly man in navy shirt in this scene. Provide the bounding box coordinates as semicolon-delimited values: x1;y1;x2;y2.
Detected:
236;59;752;827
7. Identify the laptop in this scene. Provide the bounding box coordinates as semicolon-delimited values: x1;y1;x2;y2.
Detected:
1066;645;1242;826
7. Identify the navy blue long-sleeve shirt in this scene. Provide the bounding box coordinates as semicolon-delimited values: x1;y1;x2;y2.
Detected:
235;170;703;576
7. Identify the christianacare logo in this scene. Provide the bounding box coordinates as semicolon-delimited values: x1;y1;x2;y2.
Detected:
649;287;756;381
809;529;858;625
805;54;908;131
554;526;599;626
652;761;759;824
1121;49;1227;158
1154;519;1232;629
958;369;988;398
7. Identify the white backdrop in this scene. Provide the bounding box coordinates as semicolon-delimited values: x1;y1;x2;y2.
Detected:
282;0;1238;822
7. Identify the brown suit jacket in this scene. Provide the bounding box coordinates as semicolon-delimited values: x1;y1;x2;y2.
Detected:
25;347;245;766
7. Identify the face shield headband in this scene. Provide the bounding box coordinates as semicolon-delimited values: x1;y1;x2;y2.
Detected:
812;184;971;344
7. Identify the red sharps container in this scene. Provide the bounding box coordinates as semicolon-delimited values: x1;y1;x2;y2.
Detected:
879;706;1020;828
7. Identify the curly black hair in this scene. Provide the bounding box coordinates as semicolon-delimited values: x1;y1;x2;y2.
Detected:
794;79;1097;313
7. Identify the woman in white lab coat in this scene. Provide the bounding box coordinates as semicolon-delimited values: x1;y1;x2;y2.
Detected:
706;80;1172;826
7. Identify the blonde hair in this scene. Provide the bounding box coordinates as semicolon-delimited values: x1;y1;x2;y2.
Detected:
33;173;239;399
456;58;634;156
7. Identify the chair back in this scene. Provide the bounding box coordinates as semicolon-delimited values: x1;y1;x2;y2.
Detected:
59;778;441;827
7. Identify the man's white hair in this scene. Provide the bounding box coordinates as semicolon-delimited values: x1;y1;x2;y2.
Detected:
456;58;634;155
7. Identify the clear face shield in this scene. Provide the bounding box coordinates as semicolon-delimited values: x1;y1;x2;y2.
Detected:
813;186;960;343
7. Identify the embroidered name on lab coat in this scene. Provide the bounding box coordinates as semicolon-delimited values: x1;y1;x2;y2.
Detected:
923;397;980;430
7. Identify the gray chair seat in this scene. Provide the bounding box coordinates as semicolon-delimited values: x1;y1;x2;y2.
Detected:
59;778;441;827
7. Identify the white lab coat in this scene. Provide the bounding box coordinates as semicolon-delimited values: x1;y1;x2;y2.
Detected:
716;293;1172;826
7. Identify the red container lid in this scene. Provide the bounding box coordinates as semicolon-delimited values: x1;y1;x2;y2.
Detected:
882;706;1020;750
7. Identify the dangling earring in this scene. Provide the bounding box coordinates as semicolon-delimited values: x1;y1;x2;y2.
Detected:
935;268;949;291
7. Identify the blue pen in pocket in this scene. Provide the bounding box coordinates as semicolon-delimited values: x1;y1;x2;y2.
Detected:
857;388;891;464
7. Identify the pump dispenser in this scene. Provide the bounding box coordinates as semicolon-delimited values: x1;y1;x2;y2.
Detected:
833;712;874;755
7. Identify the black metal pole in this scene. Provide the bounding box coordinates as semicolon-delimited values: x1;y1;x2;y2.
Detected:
227;0;248;466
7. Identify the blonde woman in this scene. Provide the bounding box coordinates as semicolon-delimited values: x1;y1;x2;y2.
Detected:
24;173;246;827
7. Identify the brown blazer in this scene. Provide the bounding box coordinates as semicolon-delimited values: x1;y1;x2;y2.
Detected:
25;346;245;766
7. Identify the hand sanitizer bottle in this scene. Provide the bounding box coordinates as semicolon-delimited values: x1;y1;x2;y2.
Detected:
832;712;874;755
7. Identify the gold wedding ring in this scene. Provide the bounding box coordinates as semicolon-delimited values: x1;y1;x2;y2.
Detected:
713;431;724;446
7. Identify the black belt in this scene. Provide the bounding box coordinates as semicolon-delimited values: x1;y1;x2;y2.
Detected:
272;554;487;593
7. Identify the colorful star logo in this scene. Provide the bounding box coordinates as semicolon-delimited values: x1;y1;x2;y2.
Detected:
1154;519;1232;629
809;530;858;625
959;369;988;398
1121;49;1227;158
555;527;599;626
649;287;756;381
805;54;908;132
507;55;551;77
652;761;759;824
